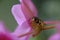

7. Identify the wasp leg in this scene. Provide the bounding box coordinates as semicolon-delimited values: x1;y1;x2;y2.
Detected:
18;31;33;38
44;21;60;24
43;26;54;30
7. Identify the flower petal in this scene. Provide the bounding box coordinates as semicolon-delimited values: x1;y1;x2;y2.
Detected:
13;21;31;36
11;4;26;25
48;33;60;40
0;21;14;40
12;21;31;40
20;0;38;20
0;21;9;33
55;23;60;33
0;33;12;40
11;4;31;36
48;22;60;40
20;0;37;15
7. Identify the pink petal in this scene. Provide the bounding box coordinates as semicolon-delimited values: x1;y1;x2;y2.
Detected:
0;21;10;33
55;23;60;33
48;22;60;40
0;21;29;40
11;4;26;25
11;1;32;39
0;33;13;40
11;33;30;40
20;0;38;20
13;21;31;36
0;32;20;40
0;21;5;32
0;21;16;40
20;0;37;15
12;21;31;40
11;0;37;39
48;33;60;40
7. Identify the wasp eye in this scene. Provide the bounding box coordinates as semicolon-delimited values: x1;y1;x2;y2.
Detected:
35;20;39;23
31;17;43;24
32;17;40;23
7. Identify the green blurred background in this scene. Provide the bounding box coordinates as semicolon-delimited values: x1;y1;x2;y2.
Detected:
0;0;60;40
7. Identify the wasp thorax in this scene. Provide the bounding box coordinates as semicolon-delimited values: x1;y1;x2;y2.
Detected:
29;17;46;37
30;17;45;27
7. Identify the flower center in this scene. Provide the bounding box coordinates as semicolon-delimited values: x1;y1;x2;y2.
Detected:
0;33;12;40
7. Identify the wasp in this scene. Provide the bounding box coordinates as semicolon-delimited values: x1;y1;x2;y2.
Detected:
29;17;54;37
18;17;54;38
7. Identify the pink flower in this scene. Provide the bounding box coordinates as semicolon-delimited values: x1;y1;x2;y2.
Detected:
0;21;18;40
0;0;37;40
11;0;60;39
1;0;60;40
0;20;31;40
11;0;37;39
0;0;59;40
48;23;60;40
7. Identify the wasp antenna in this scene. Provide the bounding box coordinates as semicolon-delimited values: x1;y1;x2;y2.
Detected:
43;25;54;30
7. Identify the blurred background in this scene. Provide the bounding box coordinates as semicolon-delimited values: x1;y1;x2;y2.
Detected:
0;0;60;40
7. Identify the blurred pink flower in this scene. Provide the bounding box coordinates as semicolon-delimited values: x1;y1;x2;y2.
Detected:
0;0;60;40
0;21;31;40
48;23;60;40
11;0;60;39
0;21;19;40
0;0;37;40
11;0;37;40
